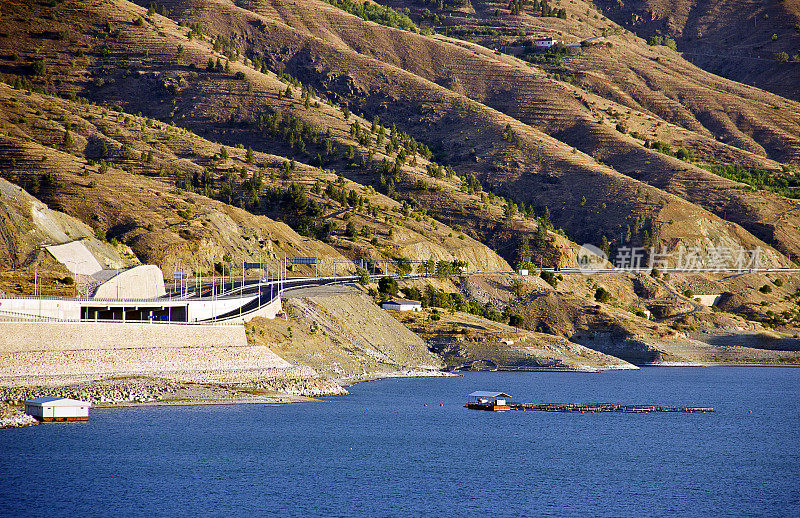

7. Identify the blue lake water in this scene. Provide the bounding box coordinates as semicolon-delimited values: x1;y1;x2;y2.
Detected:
1;368;799;517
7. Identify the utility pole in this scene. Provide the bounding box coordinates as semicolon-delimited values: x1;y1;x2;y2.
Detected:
240;253;244;319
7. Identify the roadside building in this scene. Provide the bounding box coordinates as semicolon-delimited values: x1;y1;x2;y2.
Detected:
23;397;90;422
382;300;422;312
534;37;558;49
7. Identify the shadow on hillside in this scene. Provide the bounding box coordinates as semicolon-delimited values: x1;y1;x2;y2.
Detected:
702;333;800;351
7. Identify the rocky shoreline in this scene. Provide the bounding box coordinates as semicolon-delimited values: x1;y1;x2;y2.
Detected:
0;374;349;429
0;404;38;428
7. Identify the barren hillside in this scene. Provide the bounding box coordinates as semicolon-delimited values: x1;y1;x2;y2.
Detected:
0;0;798;269
0;83;511;275
593;0;800;101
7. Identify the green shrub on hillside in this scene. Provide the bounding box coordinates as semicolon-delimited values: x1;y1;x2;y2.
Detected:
595;287;612;303
324;0;418;32
378;276;398;296
701;163;800;199
30;60;46;76
540;270;558;288
774;52;789;63
648;36;676;51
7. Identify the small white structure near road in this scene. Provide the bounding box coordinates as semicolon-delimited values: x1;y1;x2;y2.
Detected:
382;300;422;312
534;37;558;48
24;396;90;422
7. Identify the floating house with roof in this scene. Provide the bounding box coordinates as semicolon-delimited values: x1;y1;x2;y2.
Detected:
24;397;91;422
466;391;512;411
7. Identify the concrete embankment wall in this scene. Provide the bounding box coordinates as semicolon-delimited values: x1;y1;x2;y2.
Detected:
0;321;292;386
0;299;81;320
0;322;246;353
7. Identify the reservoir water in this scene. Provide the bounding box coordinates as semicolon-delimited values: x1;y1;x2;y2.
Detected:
1;368;799;517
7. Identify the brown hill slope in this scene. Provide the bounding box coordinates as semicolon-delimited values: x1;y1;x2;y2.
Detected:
376;0;800;165
593;0;800;101
366;0;800;259
0;0;585;268
156;0;796;262
0;82;511;273
0;0;795;267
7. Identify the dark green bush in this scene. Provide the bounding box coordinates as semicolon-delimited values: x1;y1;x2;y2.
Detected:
378;276;398;296
595;287;612;303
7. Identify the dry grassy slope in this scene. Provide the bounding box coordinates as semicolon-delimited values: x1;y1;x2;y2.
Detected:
564;42;800;161
0;177;136;270
0;0;793;266
593;0;800;101
0;0;564;268
0;86;358;274
247;285;443;383
368;1;800;259
395;306;636;372
461;272;800;364
387;0;800;165
0;80;509;273
138;0;793;265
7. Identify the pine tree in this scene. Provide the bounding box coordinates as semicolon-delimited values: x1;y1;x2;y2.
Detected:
600;235;609;256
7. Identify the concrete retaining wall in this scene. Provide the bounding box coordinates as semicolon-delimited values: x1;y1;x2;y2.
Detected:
238;296;282;322
0;321;247;353
92;265;166;299
187;296;258;321
0;299;81;320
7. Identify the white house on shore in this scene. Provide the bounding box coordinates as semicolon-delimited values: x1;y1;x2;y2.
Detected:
382;300;422;312
24;397;90;422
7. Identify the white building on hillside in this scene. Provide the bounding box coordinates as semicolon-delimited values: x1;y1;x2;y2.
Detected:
382;300;422;312
534;37;558;48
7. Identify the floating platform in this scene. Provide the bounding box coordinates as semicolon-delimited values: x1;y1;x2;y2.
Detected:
508;403;714;413
466;402;511;412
